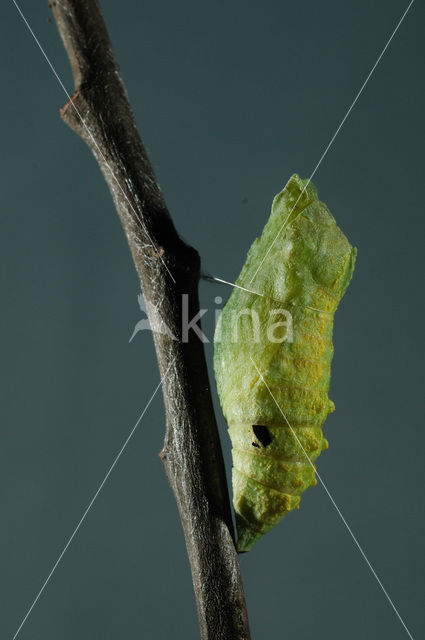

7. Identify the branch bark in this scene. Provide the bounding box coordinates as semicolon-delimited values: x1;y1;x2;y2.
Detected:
49;1;250;638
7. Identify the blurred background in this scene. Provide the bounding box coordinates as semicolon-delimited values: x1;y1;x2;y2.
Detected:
1;1;423;638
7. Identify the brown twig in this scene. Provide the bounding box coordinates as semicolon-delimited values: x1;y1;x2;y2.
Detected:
49;1;250;638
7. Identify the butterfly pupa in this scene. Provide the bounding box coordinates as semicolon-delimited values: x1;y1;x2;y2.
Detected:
214;174;356;552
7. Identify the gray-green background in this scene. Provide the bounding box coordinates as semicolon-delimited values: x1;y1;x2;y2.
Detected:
1;1;423;638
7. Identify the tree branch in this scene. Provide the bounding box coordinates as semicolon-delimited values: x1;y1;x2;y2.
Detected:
49;1;250;638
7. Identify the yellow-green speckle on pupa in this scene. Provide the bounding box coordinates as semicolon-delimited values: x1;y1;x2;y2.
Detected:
214;175;356;552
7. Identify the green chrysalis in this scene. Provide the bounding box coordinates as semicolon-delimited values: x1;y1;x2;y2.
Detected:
214;174;356;552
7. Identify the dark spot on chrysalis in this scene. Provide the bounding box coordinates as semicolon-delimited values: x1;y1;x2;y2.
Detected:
252;425;272;448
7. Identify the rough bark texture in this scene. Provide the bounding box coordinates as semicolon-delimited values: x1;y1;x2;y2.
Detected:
49;1;251;638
